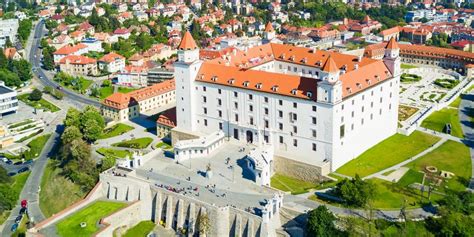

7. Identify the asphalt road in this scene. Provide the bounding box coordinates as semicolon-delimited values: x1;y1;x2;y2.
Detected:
30;20;101;108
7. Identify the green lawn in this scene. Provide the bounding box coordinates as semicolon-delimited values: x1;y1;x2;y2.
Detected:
449;96;462;108
156;141;172;150
336;131;440;177
118;87;137;93
17;94;60;112
8;119;34;129
99;123;134;139
404;140;471;192
270;173;318;194
56;201;127;237
99;86;114;100
421;108;463;138
397;169;425;187
123;221;155;237
401;64;418;69
40;161;85;217
96;148;132;159
23;134;51;159
112;137;153;149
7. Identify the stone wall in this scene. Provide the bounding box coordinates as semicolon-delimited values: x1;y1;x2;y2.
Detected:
273;156;330;182
94;201;143;237
170;129;199;146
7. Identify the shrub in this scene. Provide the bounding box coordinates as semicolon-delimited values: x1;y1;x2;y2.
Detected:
29;89;43;101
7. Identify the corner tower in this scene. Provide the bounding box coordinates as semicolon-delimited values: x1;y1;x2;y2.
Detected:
317;56;342;104
174;31;202;135
383;37;401;77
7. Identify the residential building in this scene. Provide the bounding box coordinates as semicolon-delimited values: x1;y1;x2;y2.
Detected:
171;32;400;180
0;19;19;48
0;81;18;116
59;55;98;76
156;107;176;138
81;38;103;52
147;66;174;86
102;80;176;122
53;43;89;64
117;65;148;88
98;52;126;73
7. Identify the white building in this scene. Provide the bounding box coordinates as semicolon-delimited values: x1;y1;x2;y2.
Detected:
171;32;400;180
81;38;103;52
0;19;19;48
0;82;18;116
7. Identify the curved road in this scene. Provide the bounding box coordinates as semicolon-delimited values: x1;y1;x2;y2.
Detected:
30;20;101;107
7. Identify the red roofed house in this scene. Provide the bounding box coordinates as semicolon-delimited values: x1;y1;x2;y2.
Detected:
3;48;21;60
98;52;126;73
59;55;98;76
113;28;131;40
78;22;95;35
53;43;89;64
101;79;176;121
450;40;474;52
156;107;176;137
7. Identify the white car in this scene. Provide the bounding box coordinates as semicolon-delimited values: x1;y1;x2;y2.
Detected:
1;157;8;162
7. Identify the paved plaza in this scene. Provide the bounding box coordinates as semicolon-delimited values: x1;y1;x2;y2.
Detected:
132;140;278;212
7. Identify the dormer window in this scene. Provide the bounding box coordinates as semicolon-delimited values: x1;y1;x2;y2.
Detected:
228;79;235;84
256;83;262;89
272;85;279;92
211;76;218;81
375;75;380;81
356;83;362;89
243;81;250;87
316;60;322;66
279;53;285;59
289;55;295;61
347;87;352;94
291;89;297;95
306;91;313;97
366;79;372;85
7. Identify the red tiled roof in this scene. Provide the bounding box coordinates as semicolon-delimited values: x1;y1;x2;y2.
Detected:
114;28;130;35
103;80;175;109
53;43;87;55
59;55;96;65
178;31;198;50
264;22;274;32
99;52;125;63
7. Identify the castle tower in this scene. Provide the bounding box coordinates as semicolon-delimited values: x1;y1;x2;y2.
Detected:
317;55;342;104
383;37;401;77
174;31;202;134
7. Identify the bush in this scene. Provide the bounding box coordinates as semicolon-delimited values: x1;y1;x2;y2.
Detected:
29;89;43;101
43;86;53;94
334;175;375;207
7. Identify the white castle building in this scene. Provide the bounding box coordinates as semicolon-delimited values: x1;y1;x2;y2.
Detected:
171;32;400;180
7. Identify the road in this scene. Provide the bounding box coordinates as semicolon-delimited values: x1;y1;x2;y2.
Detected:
30;20;101;107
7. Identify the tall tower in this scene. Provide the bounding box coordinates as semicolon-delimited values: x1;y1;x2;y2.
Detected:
317;56;342;104
383;37;401;77
174;31;202;134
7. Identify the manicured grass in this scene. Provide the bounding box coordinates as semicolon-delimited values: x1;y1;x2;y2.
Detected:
18;94;60;112
16;129;43;143
99;123;134;139
404;140;471;192
421;108;463;138
449;96;462;108
336;131;440;177
24;134;51;159
8;119;34;129
112;137;153;149
40;161;85;217
401;64;418;69
156;141;172;150
118;87;137;93
56;201;127;237
397;169;424;187
123;221;155;237
96;148;132;159
99;86;114;100
270;173;318;194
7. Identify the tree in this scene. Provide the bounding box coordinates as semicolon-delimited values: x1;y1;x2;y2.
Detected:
335;175;375;207
42;46;55;70
306;206;339;237
89;8;100;27
0;69;22;87
61;139;97;191
43;86;53;94
64;108;81;128
0;49;7;69
29;88;43;101
100;156;116;172
13;59;32;82
18;19;33;45
101;80;111;87
61;126;82;144
79;106;105;142
136;32;154;51
197;213;211;236
0;166;11;184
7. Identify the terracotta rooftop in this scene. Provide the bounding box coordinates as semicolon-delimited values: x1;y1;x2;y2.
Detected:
99;52;125;63
156;107;176;128
385;37;399;49
103;80;175;110
264;22;274;32
178;31;198;50
53;43;87;55
322;56;339;73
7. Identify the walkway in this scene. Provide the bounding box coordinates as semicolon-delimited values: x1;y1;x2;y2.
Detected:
458;92;474;190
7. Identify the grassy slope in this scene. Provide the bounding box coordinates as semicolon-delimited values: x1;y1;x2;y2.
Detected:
112;137;153;149
404;140;471;192
40;161;85;217
336;131;440;177
421;108;463;138
96;148;132;158
99;123;134;139
56;201;127;237
270;173;318;194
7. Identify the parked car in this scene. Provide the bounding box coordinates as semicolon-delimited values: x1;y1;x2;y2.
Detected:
1;157;8;162
21;200;27;208
10;223;18;232
17;167;29;173
19;207;27;215
14;215;22;224
5;159;12;165
24;160;33;165
7;172;16;176
13;161;23;165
